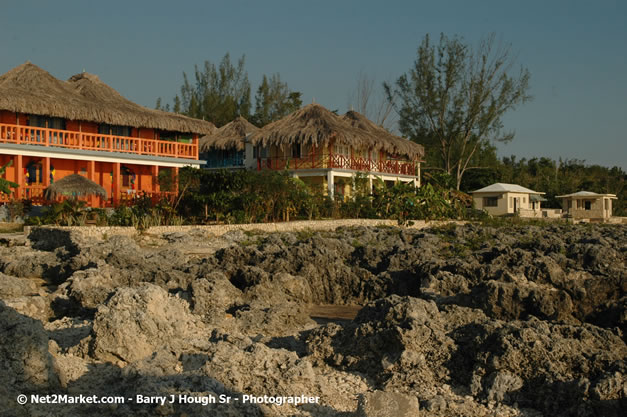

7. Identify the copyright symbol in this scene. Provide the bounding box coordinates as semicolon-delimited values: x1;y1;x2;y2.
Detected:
17;394;28;405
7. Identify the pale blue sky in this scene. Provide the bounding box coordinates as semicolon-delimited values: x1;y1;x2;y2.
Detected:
1;0;625;168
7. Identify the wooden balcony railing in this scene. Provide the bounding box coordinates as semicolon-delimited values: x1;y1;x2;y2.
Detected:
0;123;197;160
256;153;418;176
0;185;177;207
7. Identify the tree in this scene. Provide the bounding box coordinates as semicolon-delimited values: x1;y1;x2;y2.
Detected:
386;33;531;190
348;71;398;132
173;53;252;127
157;55;303;128
251;74;302;126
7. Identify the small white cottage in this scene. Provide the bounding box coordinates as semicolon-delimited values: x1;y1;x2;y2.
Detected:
557;191;617;222
471;183;546;216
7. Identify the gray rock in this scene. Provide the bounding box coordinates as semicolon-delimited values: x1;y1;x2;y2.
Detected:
0;272;39;298
0;301;60;417
485;371;523;402
356;391;419;417
91;284;207;364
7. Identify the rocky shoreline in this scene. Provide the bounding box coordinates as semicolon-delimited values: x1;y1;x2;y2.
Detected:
0;223;625;416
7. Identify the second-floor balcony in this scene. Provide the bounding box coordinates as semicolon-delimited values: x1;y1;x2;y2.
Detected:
0;123;198;160
256;153;419;176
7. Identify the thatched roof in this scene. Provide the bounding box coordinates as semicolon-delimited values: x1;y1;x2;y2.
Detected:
249;104;424;160
199;116;258;152
0;62;89;121
250;104;376;149
0;62;214;135
341;111;424;160
45;174;107;200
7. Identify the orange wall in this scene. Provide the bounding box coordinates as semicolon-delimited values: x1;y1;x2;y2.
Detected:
82;121;99;134
0;111;17;124
0;155;155;189
2;111;184;204
66;120;80;132
0;155;16;182
138;128;155;139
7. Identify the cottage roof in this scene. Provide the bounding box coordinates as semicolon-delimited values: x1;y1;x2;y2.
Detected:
556;191;617;199
249;104;423;160
471;183;545;194
199;116;258;152
0;62;215;135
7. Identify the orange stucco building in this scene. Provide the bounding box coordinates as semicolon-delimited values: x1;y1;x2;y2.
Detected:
0;63;214;207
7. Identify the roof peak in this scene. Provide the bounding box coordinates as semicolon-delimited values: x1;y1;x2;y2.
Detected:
0;62;214;134
472;183;544;194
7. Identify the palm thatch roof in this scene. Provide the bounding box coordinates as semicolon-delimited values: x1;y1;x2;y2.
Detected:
0;62;214;135
67;72;214;134
0;62;89;121
250;103;376;149
341;110;424;160
44;174;107;200
249;104;424;160
199;116;258;152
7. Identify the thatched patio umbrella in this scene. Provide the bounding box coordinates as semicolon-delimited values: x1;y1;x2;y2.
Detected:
249;103;380;151
341;110;425;160
199;116;259;152
44;174;107;200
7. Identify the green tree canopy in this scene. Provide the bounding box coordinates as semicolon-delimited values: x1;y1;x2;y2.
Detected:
386;33;531;190
251;74;302;126
157;54;302;128
165;53;252;127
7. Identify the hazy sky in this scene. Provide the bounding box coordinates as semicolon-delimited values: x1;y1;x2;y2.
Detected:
1;0;625;169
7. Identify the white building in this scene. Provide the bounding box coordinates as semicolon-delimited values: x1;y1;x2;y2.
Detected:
471;183;548;217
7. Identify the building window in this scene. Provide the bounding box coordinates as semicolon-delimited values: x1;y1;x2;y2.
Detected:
99;124;131;137
335;144;350;157
291;143;301;158
584;200;591;210
605;199;609;210
484;197;498;207
28;115;47;128
355;148;368;159
253;146;268;158
121;166;135;189
25;161;43;184
27;115;66;129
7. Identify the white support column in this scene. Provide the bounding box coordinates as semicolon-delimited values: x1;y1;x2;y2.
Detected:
368;175;373;194
327;171;334;200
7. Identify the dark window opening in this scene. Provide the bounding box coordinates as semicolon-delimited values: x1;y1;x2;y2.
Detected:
484;197;498;207
121;166;136;189
99;124;131;137
292;143;301;158
158;131;192;142
26;161;43;184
